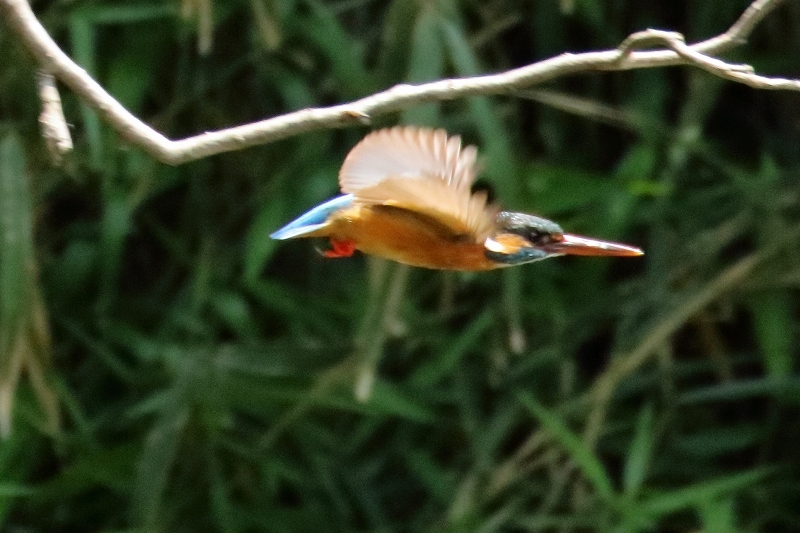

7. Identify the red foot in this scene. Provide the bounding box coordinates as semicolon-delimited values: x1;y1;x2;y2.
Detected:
323;239;356;258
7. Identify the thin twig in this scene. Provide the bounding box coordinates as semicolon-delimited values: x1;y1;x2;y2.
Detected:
0;0;792;165
513;88;639;130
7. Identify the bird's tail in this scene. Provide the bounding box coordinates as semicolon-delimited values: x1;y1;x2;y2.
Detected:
270;194;354;240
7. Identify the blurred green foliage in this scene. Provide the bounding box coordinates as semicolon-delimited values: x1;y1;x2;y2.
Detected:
1;0;800;531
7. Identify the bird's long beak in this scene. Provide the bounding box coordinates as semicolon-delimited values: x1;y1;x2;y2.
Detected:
544;234;644;257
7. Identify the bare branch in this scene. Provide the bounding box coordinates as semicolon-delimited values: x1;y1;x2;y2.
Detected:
514;89;639;131
696;0;787;54
1;0;173;160
0;0;794;165
615;29;800;91
36;70;72;165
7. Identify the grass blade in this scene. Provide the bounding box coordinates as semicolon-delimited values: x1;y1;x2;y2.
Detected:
516;391;615;501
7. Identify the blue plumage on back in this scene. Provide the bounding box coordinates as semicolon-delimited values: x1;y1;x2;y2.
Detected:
270;194;354;240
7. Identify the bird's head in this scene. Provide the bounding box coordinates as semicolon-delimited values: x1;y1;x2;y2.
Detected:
484;212;643;266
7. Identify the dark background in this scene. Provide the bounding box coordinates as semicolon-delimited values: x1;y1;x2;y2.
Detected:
1;0;799;531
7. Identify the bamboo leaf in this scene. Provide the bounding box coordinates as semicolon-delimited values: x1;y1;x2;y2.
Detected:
130;387;190;527
401;6;444;126
516;391;615;501
623;402;655;497
750;291;795;377
639;468;775;516
410;309;493;387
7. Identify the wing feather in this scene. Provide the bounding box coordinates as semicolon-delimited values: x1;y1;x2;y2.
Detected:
339;127;495;242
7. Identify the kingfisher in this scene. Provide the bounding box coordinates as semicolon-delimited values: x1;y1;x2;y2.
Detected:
271;127;643;270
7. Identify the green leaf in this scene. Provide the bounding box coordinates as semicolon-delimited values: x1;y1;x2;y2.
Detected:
525;163;615;215
210;291;257;338
615;143;659;182
401;6;444;126
639;468;775;516
679;377;800;405
367;380;436;424
299;0;376;99
623;403;655;498
410;309;493;387
130;389;190;527
376;0;418;83
244;200;284;282
750;291;795;377
0;484;34;497
267;64;318;110
68;14;102;167
697;497;737;533
673;423;763;457
99;193;132;302
405;450;456;504
516;391;615;501
207;444;238;533
0;421;41;523
106;44;155;112
0;134;33;354
31;443;139;498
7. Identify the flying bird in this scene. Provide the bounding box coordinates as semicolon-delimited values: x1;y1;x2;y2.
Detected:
271;127;643;270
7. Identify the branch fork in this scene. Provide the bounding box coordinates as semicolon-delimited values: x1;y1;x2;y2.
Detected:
0;0;794;165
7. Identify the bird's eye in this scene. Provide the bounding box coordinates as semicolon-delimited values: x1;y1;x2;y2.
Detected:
526;231;562;247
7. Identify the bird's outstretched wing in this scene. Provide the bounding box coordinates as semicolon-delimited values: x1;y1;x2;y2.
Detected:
339;127;497;242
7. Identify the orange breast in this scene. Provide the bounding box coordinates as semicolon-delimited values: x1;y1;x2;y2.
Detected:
327;205;500;271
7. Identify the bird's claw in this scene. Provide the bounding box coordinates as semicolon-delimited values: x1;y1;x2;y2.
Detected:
322;239;356;258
